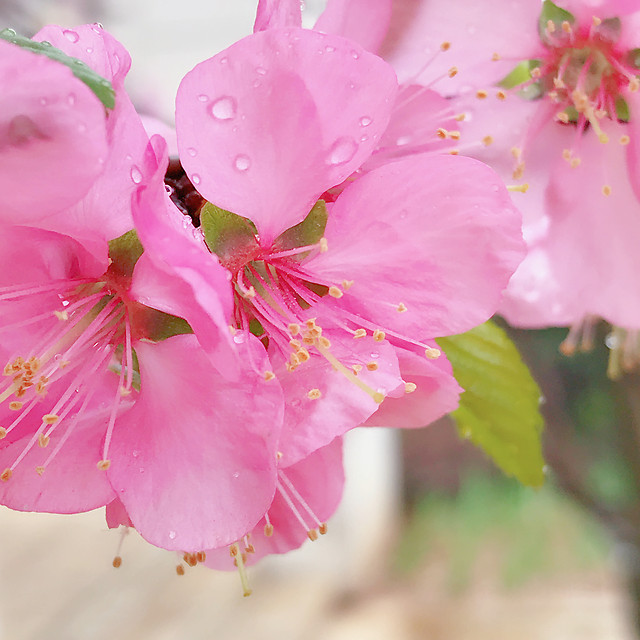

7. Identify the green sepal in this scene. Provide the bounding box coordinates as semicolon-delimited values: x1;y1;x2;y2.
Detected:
273;200;328;255
108;230;144;278
563;105;580;123
437;320;546;488
200;202;258;270
615;96;630;123
0;28;115;110
597;17;621;42
628;48;640;69
498;60;538;89
143;310;193;342
538;0;575;43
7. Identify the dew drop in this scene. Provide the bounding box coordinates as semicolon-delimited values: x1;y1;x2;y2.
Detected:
86;47;93;54
39;97;49;106
169;530;176;540
327;137;357;165
63;29;79;43
359;116;372;127
2;29;16;37
325;45;336;53
132;450;139;458
360;135;369;142
209;96;237;121
370;352;380;359
233;333;246;344
256;66;267;76
219;56;229;65
233;472;239;479
396;135;411;146
192;174;201;185
234;154;251;172
187;147;197;157
67;93;76;106
198;94;209;102
253;80;262;88
130;166;142;184
351;50;360;59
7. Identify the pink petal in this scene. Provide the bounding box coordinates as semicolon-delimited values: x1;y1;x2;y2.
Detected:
273;333;403;466
176;28;397;244
107;335;283;552
365;344;462;428
131;136;237;373
105;497;133;528
254;0;302;32
307;154;525;338
379;0;545;94
0;40;108;223
204;438;344;568
314;0;393;53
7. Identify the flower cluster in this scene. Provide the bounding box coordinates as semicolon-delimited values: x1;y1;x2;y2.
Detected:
0;1;525;589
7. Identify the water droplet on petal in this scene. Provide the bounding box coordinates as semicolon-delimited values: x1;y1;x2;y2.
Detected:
370;352;380;359
325;45;336;53
234;155;251;172
39;97;49;106
198;94;208;102
209;96;237;121
192;174;201;185
396;135;411;146
256;66;267;75
219;56;228;65
169;530;176;540
233;472;239;479
63;29;79;43
130;166;142;184
359;116;372;127
187;147;197;157
132;450;139;458
233;333;246;344
351;50;360;59
86;47;93;54
67;93;76;106
360;134;369;142
327;137;357;166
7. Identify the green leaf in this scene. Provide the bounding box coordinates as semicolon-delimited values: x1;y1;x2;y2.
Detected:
0;28;115;109
498;60;538;89
108;230;144;278
538;0;575;43
615;96;630;123
273;200;328;253
438;321;545;487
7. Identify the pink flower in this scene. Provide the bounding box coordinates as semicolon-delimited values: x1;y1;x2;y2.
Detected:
0;108;283;552
381;0;640;349
175;27;524;463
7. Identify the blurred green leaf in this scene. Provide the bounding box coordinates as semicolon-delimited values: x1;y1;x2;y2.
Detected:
538;0;575;42
0;28;115;109
438;321;545;487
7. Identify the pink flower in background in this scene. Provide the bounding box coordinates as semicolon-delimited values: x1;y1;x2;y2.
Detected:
175;26;525;464
379;0;640;358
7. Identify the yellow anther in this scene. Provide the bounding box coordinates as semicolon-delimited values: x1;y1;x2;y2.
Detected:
35;466;45;476
570;158;581;168
9;401;23;411
229;544;239;557
307;388;322;400
425;347;441;359
297;348;310;362
630;77;640;92
54;310;69;321
546;19;556;33
352;364;363;374
496;90;507;100
454;113;466;122
319;523;328;535
507;183;529;193
42;414;59;425
449;149;460;155
620;135;631;145
476;90;488;99
38;434;50;448
562;149;572;160
0;469;12;482
242;286;256;299
319;237;328;253
289;353;301;367
228;325;237;335
0;427;6;439
592;15;602;26
448;66;458;78
328;285;343;298
318;336;332;349
530;67;542;79
512;163;525;180
196;551;207;563
112;556;122;568
353;329;367;339
245;544;255;554
405;382;417;393
184;553;198;567
492;52;500;61
307;529;319;541
97;459;111;471
289;339;301;349
288;323;301;336
342;280;354;290
306;318;318;328
449;130;461;140
561;20;572;33
176;565;185;576
264;370;276;381
276;451;283;459
482;135;494;146
598;133;609;144
366;361;379;371
396;303;408;313
373;330;386;342
553;77;566;89
264;523;274;537
602;185;612;196
302;336;315;346
119;386;132;397
511;146;522;159
440;41;451;51
436;127;447;139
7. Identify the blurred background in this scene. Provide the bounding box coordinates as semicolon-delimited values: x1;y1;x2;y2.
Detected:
1;1;638;638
